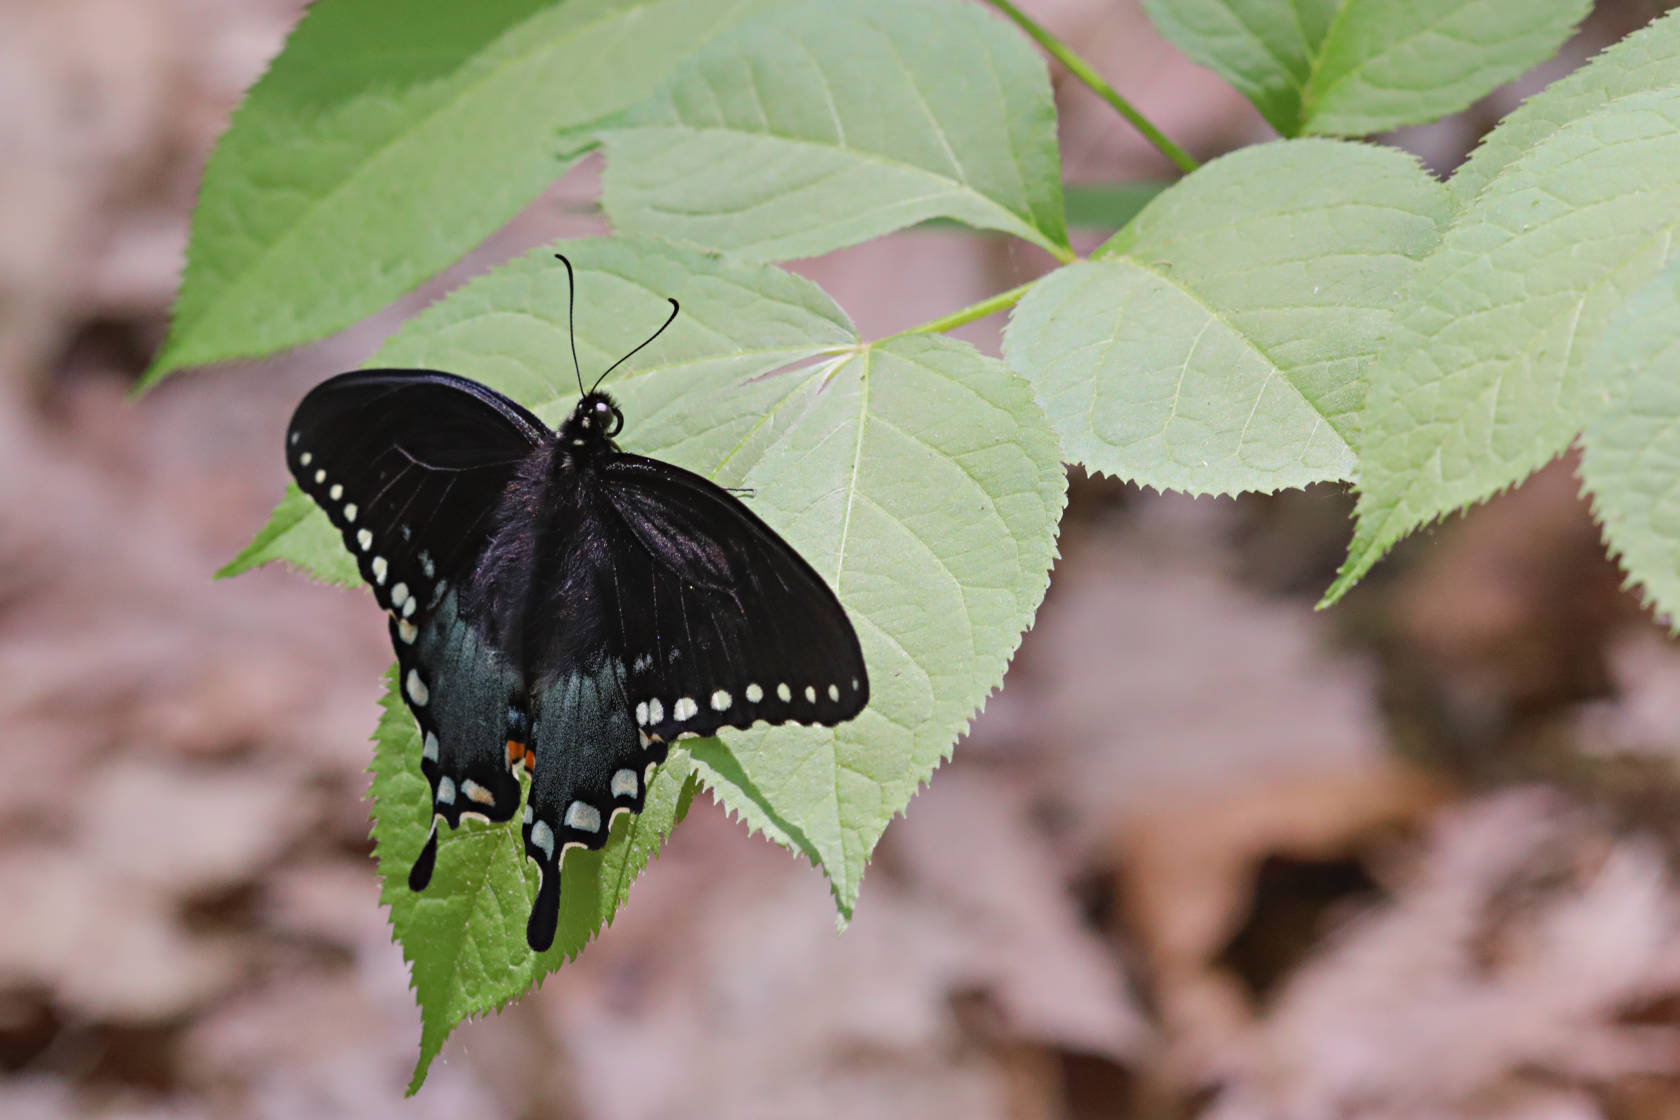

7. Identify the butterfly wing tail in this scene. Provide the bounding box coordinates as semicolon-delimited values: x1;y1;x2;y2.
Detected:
522;664;667;952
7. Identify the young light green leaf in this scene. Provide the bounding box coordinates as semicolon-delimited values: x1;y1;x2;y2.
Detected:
635;334;1066;914
370;671;701;1093
142;0;768;388
1004;140;1448;496
1324;88;1680;605
683;740;803;859
1579;260;1680;627
229;236;857;586
1452;6;1680;205
583;0;1071;261
1141;0;1588;138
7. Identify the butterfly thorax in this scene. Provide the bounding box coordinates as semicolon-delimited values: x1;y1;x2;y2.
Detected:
466;392;630;685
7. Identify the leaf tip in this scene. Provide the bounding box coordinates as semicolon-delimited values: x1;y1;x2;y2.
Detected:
212;552;259;582
1318;524;1382;608
132;351;178;398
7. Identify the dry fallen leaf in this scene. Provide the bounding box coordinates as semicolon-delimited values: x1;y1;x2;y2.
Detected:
1207;791;1680;1120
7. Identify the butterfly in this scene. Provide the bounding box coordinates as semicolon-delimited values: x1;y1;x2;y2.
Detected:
286;256;868;951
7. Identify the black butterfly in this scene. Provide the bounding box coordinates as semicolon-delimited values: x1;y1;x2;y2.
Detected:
286;257;868;951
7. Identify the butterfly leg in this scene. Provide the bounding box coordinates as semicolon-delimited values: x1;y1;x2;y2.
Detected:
521;665;668;952
394;599;525;891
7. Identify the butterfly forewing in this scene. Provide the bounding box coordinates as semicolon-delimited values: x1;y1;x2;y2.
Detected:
593;455;869;744
288;369;544;609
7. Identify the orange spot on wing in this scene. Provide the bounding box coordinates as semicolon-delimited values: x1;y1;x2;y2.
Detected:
507;740;525;767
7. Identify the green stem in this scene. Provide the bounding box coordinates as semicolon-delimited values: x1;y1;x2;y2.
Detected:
884;279;1040;342
983;0;1200;175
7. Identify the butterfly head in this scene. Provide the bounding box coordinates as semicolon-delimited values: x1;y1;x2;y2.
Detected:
562;391;624;448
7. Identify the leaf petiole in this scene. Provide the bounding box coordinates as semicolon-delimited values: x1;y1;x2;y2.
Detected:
981;0;1200;175
884;279;1043;342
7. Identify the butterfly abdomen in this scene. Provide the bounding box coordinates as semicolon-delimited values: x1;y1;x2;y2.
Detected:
469;439;592;664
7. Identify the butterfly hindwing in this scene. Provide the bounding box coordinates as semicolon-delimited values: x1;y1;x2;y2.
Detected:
396;591;526;891
521;661;668;951
595;454;869;743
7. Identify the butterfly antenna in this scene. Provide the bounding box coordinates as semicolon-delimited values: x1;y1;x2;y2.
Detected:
554;253;586;397
590;298;679;394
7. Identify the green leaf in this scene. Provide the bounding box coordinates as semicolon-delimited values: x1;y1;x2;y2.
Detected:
584;0;1070;261
1004;139;1448;496
1141;0;1589;138
1579;260;1680;627
1324;88;1680;605
370;670;701;1092
238;237;1065;1067
142;0;768;388
1140;0;1338;135
1302;0;1590;136
1451;6;1680;206
216;484;357;585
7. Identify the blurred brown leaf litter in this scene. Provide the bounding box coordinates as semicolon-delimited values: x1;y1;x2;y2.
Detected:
5;0;1680;1117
